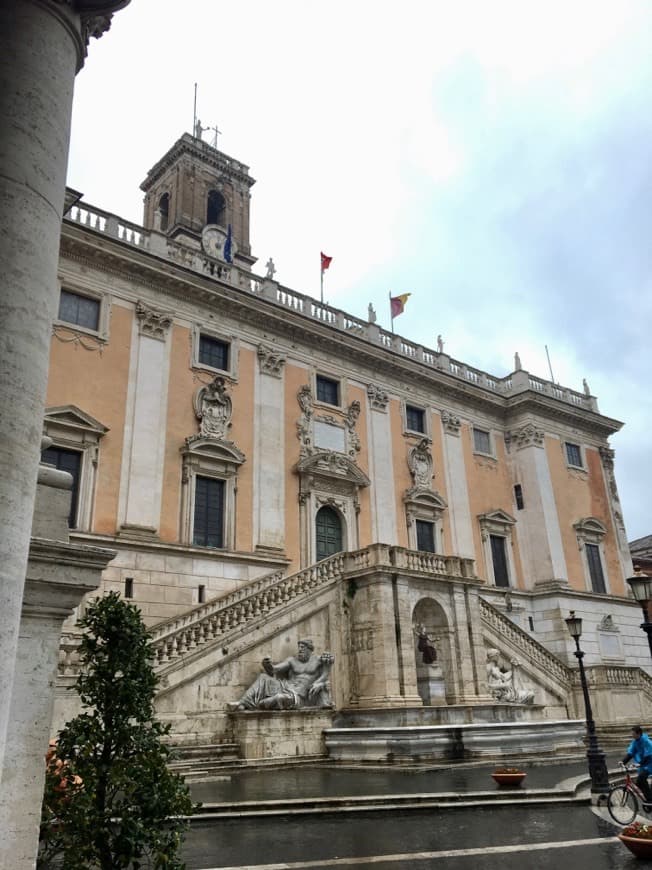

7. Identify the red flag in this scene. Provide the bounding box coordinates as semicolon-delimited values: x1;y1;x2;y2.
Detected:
321;252;333;273
390;293;411;319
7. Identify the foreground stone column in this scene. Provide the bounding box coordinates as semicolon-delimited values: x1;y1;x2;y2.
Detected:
0;0;129;778
0;463;115;869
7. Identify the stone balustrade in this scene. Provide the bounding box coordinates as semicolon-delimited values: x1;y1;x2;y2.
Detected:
63;199;598;413
479;598;573;686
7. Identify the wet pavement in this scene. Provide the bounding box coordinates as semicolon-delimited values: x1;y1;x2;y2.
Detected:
189;757;620;804
181;802;633;869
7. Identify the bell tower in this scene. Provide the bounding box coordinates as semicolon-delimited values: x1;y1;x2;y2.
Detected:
140;132;256;270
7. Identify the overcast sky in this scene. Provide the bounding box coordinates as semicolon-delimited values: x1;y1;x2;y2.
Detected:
66;0;651;541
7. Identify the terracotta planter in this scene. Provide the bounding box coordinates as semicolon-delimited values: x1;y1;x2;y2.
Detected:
618;834;652;859
491;771;527;787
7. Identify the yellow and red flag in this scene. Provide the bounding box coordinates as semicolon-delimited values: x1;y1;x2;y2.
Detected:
390;293;411;319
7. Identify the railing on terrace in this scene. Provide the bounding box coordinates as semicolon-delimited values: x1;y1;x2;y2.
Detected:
63;198;598;413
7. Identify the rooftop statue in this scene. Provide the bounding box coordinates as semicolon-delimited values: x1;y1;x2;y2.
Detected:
231;640;334;711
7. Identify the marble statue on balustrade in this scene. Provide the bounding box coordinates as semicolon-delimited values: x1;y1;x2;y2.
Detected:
486;648;534;704
231;640;335;711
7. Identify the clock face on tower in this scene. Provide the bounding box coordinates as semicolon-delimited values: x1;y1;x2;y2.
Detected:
201;225;227;259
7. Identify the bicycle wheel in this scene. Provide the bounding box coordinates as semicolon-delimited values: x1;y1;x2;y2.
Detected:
607;785;639;825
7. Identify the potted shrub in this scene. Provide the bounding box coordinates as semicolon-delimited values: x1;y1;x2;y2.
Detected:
491;766;527;787
619;822;652;859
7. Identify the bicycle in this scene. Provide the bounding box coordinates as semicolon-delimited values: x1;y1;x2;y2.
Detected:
607;763;652;825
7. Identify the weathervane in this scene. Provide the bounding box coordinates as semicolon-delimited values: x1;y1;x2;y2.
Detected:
193;84;222;150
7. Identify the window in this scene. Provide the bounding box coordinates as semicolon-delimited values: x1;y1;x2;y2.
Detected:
565;442;583;468
198;584;206;604
199;334;229;371
316;375;340;406
586;543;606;594
207;190;226;226
124;577;134;599
514;484;524;510
193;476;225;548
58;289;100;331
315;506;343;561
416;520;436;553
158;193;169;232
473;427;492;455
406;405;425;433
490;535;510;587
42;446;81;528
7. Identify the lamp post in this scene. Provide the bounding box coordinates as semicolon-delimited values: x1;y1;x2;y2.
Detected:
626;568;652;660
565;611;610;795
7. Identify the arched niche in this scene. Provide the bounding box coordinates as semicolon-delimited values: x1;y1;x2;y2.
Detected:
412;597;453;706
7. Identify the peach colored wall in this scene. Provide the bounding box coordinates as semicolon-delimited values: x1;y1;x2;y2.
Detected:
350;384;372;549
283;364;305;572
462;424;525;588
547;437;623;594
231;348;255;552
431;414;450;553
46;305;132;534
389;399;410;549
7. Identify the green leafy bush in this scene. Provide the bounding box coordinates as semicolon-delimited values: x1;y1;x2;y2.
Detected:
39;592;195;869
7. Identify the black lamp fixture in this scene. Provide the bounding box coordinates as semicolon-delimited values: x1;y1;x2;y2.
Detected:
564;610;610;795
627;568;652;660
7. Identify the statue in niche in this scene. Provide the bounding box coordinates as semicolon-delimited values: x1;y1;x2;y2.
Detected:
414;625;437;664
408;438;433;489
486;648;534;704
194;376;232;439
231;640;335;711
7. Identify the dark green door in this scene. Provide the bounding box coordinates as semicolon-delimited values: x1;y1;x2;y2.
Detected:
315;506;343;561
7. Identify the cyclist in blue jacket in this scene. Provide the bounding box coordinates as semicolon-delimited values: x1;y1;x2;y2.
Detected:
623;725;652;807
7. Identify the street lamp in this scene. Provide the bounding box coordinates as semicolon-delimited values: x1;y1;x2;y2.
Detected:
627;568;652;660
565;610;610;795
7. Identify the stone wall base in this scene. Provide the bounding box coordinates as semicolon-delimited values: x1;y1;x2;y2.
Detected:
229;709;335;760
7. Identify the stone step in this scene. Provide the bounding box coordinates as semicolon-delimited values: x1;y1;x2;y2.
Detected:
171;742;240;761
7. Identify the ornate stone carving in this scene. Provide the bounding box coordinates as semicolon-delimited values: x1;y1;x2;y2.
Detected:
257;344;286;378
506;422;545;450
135;301;172;340
407;438;433;488
193;376;233;439
316;495;347;514
599;445;622;505
440;410;461;436
230;640;335;710
486;648;534;704
345;400;361;457
367;383;389;411
297;385;313;457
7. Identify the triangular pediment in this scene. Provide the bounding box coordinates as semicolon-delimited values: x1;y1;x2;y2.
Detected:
295;451;370;487
573;516;607;536
478;509;517;526
44;405;108;435
182;435;245;466
404;487;448;511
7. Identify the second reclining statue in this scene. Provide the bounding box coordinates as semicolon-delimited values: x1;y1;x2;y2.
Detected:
231;640;335;711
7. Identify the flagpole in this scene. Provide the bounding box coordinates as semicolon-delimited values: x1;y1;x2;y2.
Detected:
389;291;394;334
320;268;324;305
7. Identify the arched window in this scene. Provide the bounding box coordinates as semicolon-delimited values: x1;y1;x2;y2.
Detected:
207;190;226;226
158;193;169;232
315;506;343;561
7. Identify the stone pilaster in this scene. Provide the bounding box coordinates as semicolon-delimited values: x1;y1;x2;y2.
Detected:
0;0;128;781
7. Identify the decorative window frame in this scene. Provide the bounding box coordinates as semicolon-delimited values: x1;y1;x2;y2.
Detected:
191;324;239;381
312;371;346;410
295;452;370;567
180;436;245;550
472;425;496;459
564;440;587;472
401;399;431;438
404;489;447;553
43;405;109;531
478;509;518;587
54;280;111;342
573;517;610;594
